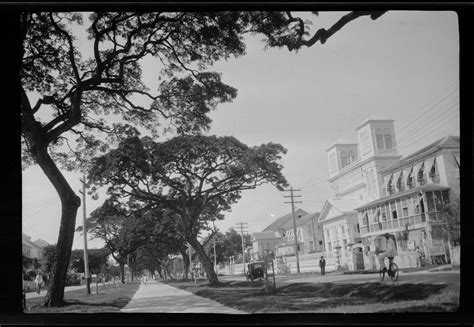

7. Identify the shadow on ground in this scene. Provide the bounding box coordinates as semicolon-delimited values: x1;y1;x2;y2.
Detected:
179;281;447;313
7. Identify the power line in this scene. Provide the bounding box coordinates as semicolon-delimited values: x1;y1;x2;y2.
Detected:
246;87;459;233
299;96;459;190
298;88;459;189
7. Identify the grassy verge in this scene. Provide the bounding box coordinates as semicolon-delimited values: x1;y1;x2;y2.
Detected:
25;282;140;313
165;280;459;313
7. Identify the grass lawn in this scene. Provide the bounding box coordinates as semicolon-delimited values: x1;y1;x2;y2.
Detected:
163;279;459;313
25;282;140;313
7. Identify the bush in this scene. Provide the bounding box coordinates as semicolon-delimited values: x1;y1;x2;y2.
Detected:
25;269;37;281
65;273;81;286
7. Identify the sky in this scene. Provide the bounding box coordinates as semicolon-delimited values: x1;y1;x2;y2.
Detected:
22;11;460;250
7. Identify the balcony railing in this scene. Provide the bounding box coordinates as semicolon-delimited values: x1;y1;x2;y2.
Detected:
360;214;427;234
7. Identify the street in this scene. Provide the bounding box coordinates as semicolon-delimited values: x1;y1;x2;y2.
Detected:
219;269;460;286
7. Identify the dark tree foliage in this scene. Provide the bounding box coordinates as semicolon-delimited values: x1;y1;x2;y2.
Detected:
431;196;461;247
202;228;252;265
22;255;34;270
76;198;158;284
70;248;111;274
41;245;58;275
88;134;288;284
21;11;249;305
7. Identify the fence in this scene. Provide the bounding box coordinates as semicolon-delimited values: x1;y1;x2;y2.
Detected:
220;252;337;275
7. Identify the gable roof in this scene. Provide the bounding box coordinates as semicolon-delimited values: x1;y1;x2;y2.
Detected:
381;135;459;173
22;235;42;251
262;208;309;232
318;198;360;223
278;212;320;230
33;239;50;248
252;231;280;241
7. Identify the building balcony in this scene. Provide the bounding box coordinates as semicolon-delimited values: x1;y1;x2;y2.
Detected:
360;213;428;236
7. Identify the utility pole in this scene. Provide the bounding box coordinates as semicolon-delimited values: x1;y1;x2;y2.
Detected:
79;175;91;294
235;221;249;275
284;187;302;274
311;214;318;253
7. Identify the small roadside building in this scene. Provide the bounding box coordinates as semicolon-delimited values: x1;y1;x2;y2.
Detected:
252;209;325;259
318;198;364;271
22;233;49;260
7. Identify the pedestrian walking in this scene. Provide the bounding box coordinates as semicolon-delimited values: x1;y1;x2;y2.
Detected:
141;275;147;286
34;272;43;294
319;256;326;276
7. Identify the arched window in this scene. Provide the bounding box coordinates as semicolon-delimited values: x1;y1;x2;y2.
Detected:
375;128;385;150
340;150;355;168
383;128;393;149
375;128;393;151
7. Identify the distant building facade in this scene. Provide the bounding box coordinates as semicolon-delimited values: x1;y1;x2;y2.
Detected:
319;115;460;271
22;233;49;260
252;209;325;260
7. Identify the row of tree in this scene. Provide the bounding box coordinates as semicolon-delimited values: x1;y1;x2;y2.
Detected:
21;11;387;306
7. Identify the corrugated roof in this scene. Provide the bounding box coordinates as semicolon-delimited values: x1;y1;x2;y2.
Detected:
328;198;360;213
277;212;320;230
383;135;459;172
262;208;309;232
33;239;50;248
252;231;280;240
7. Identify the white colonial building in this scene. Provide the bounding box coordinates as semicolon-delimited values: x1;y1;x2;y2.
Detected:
318;116;460;271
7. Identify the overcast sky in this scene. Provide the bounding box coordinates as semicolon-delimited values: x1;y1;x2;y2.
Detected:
22;11;459;250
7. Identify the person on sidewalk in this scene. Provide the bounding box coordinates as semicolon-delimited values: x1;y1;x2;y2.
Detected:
34;272;43;294
319;256;326;276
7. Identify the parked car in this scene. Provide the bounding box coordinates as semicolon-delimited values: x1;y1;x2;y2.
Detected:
246;261;265;282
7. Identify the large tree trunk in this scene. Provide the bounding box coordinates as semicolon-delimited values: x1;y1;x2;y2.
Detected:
119;262;126;284
35;148;81;307
180;249;191;280
160;260;173;280
188;237;219;285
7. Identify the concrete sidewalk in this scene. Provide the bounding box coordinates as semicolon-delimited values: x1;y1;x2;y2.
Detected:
120;280;247;314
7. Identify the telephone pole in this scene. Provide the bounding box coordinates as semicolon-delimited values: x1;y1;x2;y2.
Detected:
235;221;249;275
284;187;302;274
79;175;91;294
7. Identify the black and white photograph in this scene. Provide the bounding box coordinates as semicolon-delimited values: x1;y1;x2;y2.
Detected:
14;4;471;324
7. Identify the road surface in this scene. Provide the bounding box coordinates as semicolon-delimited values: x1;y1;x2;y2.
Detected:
219;270;459;286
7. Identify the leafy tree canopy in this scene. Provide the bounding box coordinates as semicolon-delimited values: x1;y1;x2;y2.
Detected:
70;247;111;274
89;134;287;237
